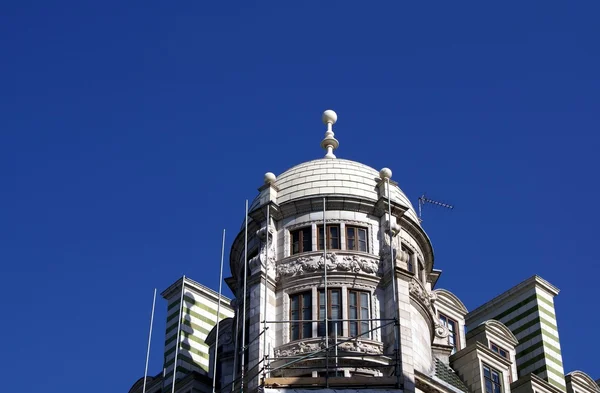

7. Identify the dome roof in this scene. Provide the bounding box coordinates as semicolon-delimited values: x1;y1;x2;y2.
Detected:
253;158;420;226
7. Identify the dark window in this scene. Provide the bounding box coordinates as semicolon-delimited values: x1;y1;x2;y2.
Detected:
490;342;509;359
346;226;368;252
418;259;425;282
290;292;312;340
318;288;342;336
291;227;312;255
318;225;341;250
403;246;414;273
483;363;502;393
348;290;370;338
439;313;459;353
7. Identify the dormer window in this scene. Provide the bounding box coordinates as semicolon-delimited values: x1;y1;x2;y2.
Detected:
490;342;508;359
439;313;459;353
483;363;502;393
291;227;312;255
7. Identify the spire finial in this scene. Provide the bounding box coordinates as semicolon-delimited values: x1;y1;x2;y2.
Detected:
320;109;339;159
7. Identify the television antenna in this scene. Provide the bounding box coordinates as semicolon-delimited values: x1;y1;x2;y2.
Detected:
418;193;454;223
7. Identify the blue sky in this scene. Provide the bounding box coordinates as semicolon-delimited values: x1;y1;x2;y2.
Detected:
1;2;599;392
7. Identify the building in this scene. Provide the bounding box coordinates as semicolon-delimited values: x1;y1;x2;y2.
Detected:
129;110;598;393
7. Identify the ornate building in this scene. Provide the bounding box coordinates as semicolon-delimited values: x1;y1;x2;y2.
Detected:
129;110;598;393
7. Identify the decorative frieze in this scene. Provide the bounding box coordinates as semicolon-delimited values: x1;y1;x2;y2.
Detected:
274;339;383;357
277;252;381;279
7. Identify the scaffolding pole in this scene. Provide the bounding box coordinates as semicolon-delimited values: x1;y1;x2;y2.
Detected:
240;200;248;393
386;178;402;388
262;204;270;381
322;197;329;385
171;275;186;393
142;288;157;393
212;229;226;393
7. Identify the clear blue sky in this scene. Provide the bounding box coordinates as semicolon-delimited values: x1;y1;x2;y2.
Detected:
1;2;598;392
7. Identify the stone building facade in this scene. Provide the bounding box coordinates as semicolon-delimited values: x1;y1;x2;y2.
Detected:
128;110;598;393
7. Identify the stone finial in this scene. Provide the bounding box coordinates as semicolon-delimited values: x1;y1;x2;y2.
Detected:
320;109;339;159
264;172;276;185
379;167;392;180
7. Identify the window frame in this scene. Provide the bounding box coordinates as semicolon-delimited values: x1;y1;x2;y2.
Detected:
290;291;313;340
403;246;415;273
318;288;342;336
345;225;368;252
490;341;509;359
482;363;503;393
291;227;312;255
317;224;341;251
439;312;459;353
348;289;371;339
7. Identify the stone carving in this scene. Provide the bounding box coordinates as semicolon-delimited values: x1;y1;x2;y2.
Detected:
249;223;276;274
338;340;383;355
277;253;380;279
434;323;449;339
409;278;437;321
275;339;382;357
274;341;323;357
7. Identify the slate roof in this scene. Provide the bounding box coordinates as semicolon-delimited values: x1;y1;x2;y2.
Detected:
433;358;469;392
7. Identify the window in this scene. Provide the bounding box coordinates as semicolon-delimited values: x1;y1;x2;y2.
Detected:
291;227;312;255
403;246;414;273
490;342;508;359
418;259;425;283
439;313;459;353
348;290;370;338
318;225;340;250
346;226;368;252
318;288;342;336
290;291;312;340
483;363;502;393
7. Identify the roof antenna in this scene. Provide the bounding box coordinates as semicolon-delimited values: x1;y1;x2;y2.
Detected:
418;193;454;223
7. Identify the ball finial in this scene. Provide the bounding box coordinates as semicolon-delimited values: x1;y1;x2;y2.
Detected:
379;167;392;180
264;172;277;185
322;110;337;125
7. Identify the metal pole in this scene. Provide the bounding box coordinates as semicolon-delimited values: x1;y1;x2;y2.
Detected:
231;304;240;393
213;230;226;393
334;323;338;376
262;204;270;381
323;197;329;385
387;179;402;387
143;288;157;393
171;275;186;393
240;200;249;392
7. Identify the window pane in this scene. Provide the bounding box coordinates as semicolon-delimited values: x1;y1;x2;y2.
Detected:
318;227;324;250
493;384;501;393
361;321;369;335
302;228;312;252
485;380;493;393
358;229;367;251
483;365;491;379
492;371;500;384
330;226;339;249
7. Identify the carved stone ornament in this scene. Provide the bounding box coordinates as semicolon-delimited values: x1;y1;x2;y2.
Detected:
274;340;324;357
409;279;436;319
249;224;276;274
434;323;449;339
338;339;383;355
277;253;380;279
274;339;382;357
